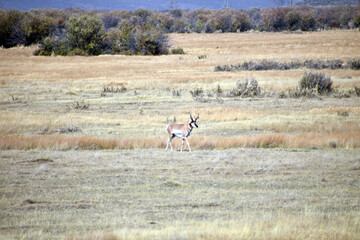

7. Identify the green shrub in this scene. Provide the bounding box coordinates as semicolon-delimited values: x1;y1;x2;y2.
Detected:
36;14;104;56
101;21;169;55
66;15;104;55
33;37;54;56
299;72;333;95
23;14;56;46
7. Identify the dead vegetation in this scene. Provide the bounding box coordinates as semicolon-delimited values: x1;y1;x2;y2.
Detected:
0;30;359;239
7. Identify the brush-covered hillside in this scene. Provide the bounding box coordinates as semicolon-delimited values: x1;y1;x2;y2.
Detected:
296;0;359;5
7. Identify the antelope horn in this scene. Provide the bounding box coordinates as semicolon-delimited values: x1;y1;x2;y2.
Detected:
195;113;199;120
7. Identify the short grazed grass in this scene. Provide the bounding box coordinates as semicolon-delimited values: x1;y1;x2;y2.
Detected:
0;30;360;239
0;149;359;239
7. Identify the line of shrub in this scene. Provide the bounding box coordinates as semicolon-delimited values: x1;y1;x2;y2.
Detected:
1;5;360;53
214;58;360;72
191;72;359;102
33;14;169;56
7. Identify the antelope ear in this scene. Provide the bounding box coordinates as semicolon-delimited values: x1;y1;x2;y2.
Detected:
189;115;192;123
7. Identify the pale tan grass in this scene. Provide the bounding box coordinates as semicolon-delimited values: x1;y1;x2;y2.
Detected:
1;148;359;240
0;135;164;150
73;213;360;240
170;30;360;61
1;31;359;91
309;106;360;115
2;129;359;150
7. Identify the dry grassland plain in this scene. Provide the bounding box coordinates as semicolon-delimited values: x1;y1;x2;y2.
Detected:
0;30;360;239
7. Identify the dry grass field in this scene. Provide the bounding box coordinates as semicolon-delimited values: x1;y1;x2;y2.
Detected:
0;30;360;239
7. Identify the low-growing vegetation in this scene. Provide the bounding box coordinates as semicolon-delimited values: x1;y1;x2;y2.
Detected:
215;58;360;72
0;29;359;240
299;72;333;94
228;79;262;97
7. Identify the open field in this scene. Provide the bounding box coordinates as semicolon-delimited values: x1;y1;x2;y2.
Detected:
1;148;360;239
0;30;360;239
0;30;360;150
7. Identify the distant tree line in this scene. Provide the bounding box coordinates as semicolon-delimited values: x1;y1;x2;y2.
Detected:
0;5;359;56
295;0;360;6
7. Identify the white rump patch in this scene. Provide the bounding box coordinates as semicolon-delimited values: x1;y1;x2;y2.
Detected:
171;130;183;138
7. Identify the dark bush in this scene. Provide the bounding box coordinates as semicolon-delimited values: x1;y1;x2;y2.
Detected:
304;59;344;69
347;59;360;70
285;11;301;30
299;8;316;31
33;36;54;56
36;14;104;56
171;47;185;54
101;20;169;55
299;72;333;95
0;10;26;48
101;12;121;29
354;14;360;28
23;14;56;46
214;65;232;72
214;60;302;72
230;11;251;32
354;86;360;96
261;7;290;31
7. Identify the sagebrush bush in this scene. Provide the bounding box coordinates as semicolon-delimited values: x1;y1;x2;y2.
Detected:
190;88;204;98
214;59;353;72
72;99;89;110
103;85;127;93
304;59;343;70
229;79;261;97
299;72;333;95
171;47;185;54
355;86;360;96
347;59;360;70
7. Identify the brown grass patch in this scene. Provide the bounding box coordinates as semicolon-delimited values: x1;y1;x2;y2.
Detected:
69;213;360;240
309;106;360;115
1;131;359;150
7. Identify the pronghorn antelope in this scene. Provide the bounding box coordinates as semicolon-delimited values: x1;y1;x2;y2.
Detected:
165;114;199;152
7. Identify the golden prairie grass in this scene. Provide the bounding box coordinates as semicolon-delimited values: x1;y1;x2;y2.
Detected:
76;213;360;240
2;126;359;150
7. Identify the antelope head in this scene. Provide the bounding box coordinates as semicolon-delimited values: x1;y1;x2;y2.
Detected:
189;113;199;129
